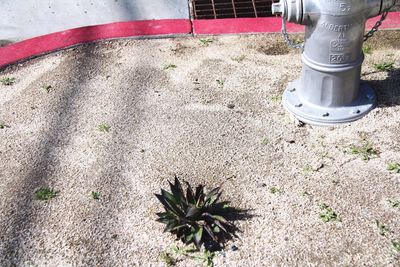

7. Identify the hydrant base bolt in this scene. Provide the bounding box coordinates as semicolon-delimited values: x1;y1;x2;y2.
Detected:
282;80;376;126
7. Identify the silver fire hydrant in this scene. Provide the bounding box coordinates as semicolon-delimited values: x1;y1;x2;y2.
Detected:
272;0;397;125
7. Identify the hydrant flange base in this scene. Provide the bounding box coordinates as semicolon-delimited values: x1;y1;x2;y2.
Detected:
282;80;376;125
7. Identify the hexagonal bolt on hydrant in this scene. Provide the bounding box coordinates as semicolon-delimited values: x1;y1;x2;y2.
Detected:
272;0;397;125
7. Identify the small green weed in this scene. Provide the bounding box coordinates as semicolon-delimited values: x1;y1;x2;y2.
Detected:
97;123;111;133
216;79;225;88
362;45;372;55
41;85;52;93
301;191;311;197
392;240;400;253
34;188;57;201
388;199;400;208
270;94;282;102
91;191;100;200
387;162;400;173
348;142;379;161
269;187;282;194
193;249;215;267
319;203;340;223
231;55;246;63
0;77;16;86
0;122;10;129
302;165;313;174
199;39;213;46
163;64;177;70
261;138;269;145
374;62;394;72
376;220;390;236
160;251;176;266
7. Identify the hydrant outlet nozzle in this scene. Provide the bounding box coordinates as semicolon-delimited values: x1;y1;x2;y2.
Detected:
272;0;303;24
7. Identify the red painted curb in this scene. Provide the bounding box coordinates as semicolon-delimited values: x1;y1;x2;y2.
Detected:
1;13;399;68
0;19;192;68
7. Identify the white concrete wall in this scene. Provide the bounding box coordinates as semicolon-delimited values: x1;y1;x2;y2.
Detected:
0;0;190;42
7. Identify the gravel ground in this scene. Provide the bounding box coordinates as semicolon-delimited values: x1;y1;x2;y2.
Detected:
0;32;399;267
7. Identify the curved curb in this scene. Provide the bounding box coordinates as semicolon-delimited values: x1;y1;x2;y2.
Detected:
1;13;399;69
0;19;192;69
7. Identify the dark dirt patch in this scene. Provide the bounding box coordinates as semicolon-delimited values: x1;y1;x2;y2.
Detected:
364;31;400;49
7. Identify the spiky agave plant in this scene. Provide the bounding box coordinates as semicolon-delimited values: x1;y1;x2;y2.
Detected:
155;176;237;250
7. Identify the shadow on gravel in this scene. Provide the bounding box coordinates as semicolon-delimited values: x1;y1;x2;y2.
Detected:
368;67;400;107
1;43;106;265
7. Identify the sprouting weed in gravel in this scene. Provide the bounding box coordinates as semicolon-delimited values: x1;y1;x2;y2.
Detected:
0;122;10;129
171;244;196;256
193;249;215;267
376;220;391;236
302;165;313;174
387;162;400;173
269;187;282;194
374;62;394;72
0;77;16;85
199;39;213;46
302;164;324;175
362;45;372;55
261;138;269;145
91;191;100;200
392;240;400;253
301;191;311;197
319;203;340;223
347;141;379;161
216;79;225;88
388;199;400;208
97;123;111;133
160;251;176;266
164;64;177;70
34;188;57;201
41;85;52;93
270;94;282;102
231;55;246;63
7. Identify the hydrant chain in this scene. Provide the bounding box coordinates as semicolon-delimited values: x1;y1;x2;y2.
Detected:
282;18;304;50
364;0;397;41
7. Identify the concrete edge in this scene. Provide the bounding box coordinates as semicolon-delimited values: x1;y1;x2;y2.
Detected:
1;13;400;69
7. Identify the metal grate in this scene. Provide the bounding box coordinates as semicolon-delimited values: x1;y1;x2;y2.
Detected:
192;0;277;19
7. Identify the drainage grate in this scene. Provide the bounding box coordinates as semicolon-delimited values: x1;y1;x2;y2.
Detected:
192;0;277;19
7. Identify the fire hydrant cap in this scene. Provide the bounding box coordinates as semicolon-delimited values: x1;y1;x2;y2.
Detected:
272;0;303;24
271;2;284;15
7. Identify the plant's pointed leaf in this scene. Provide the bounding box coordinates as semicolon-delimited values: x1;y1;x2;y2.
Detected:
164;222;176;233
155;193;175;212
171;224;188;232
185;205;201;219
193;227;203;249
185;181;195;204
204;189;222;207
211;214;230;224
185;233;194;244
195;185;205;206
169;176;186;206
161;189;185;216
214;220;230;235
204;224;218;242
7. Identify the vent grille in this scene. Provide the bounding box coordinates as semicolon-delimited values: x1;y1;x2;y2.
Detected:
192;0;277;19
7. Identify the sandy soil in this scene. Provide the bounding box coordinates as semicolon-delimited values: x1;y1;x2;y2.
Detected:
0;32;399;267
